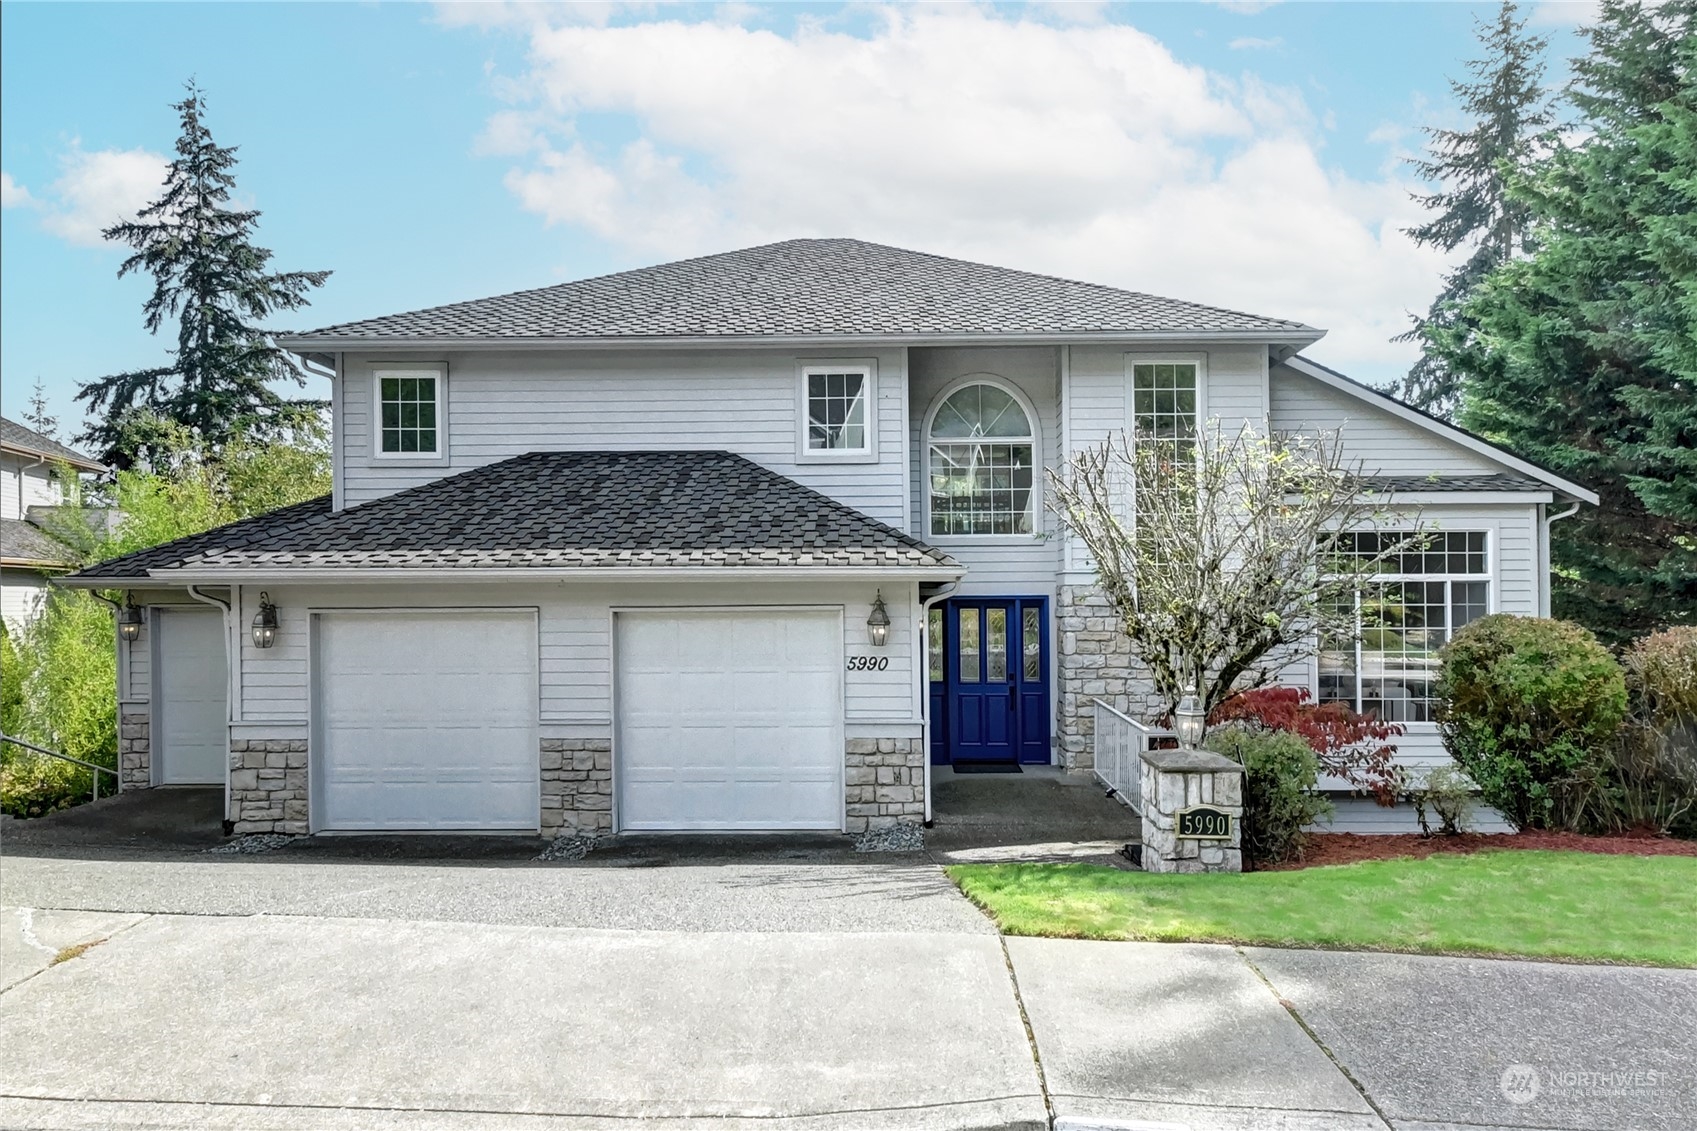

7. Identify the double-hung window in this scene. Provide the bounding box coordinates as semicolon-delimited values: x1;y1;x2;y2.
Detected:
1318;531;1491;723
375;365;444;457
801;363;874;458
1131;361;1199;466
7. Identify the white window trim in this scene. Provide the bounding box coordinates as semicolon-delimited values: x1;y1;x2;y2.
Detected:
796;360;878;463
1315;527;1497;729
370;362;449;464
921;374;1044;544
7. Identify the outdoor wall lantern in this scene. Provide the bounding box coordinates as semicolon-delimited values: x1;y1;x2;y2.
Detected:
1174;687;1207;750
116;598;143;643
867;591;891;648
251;592;279;650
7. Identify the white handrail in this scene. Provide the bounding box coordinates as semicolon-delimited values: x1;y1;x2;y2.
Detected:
1091;699;1173;815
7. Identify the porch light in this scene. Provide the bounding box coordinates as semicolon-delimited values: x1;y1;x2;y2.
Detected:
1174;688;1206;750
867;591;891;648
251;592;279;650
116;599;143;643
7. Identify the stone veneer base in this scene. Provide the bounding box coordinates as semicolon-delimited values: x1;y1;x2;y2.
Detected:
1139;748;1245;874
1056;584;1164;771
119;710;151;790
541;739;613;838
228;739;309;836
845;738;925;833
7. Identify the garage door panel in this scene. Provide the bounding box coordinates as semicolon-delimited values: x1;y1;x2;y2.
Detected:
317;612;539;832
617;610;842;832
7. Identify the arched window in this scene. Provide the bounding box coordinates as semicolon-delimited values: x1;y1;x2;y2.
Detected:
927;382;1037;536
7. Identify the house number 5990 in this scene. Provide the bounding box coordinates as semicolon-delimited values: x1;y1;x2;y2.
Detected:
846;656;890;671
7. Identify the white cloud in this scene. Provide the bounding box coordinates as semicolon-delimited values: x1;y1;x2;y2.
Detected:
1228;35;1283;50
1212;1;1281;13
471;7;1447;380
0;171;33;209
34;146;168;247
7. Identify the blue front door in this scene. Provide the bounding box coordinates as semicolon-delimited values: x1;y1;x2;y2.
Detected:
932;598;1050;765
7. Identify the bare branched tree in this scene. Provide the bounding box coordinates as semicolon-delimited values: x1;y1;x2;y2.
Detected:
1048;426;1424;716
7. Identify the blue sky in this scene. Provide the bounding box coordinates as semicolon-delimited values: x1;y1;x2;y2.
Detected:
0;1;1594;440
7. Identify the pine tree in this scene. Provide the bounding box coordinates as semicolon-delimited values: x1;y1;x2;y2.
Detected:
1396;1;1552;418
76;81;330;468
1432;0;1697;641
23;379;58;441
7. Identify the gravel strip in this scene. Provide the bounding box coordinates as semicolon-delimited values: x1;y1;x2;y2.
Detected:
536;835;603;862
205;834;299;855
855;824;926;853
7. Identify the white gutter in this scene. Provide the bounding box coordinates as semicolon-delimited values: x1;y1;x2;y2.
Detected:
918;581;959;825
276;329;1325;353
60;564;968;587
1539;502;1582;617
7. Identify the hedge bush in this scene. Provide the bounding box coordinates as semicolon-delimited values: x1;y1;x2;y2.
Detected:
1436;614;1627;831
1617;628;1697;836
1207;724;1332;867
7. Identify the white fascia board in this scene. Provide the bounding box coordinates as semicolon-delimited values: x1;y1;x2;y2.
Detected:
108;564;968;585
1281;355;1600;506
1365;490;1555;506
0;442;109;473
276;329;1325;353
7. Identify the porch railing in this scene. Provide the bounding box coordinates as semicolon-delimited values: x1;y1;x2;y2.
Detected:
1091;700;1175;815
0;733;120;804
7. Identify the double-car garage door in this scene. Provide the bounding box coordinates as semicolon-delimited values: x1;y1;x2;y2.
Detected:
312;608;843;833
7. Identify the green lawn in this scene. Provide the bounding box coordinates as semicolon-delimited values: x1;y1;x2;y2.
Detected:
947;851;1697;967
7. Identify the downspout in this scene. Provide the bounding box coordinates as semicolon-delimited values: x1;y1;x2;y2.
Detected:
919;581;959;826
186;584;235;829
1540;502;1581;618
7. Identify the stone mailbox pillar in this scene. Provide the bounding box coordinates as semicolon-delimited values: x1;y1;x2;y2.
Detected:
1139;747;1246;873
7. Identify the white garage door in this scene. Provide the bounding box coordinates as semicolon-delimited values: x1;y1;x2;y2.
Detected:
617;610;843;831
156;609;228;785
315;611;539;831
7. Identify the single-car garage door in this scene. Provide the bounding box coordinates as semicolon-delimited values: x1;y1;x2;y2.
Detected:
617;610;843;831
314;611;539;831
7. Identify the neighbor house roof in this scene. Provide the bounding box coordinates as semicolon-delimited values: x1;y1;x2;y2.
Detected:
0;417;106;473
276;239;1321;350
1;517;78;569
64;450;961;582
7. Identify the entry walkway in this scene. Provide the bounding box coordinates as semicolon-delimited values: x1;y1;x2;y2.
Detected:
926;764;1139;866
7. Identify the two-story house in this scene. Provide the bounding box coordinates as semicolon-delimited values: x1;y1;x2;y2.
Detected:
2;417;107;631
66;239;1595;839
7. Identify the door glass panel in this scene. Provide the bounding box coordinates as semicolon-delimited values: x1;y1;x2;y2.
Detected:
987;608;1008;682
1022;607;1041;681
928;607;944;682
957;607;980;683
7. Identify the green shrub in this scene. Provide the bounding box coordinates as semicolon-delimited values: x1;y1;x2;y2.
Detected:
1;589;117;818
1436;614;1627;831
1208;724;1332;867
1616;628;1697;836
1398;764;1474;837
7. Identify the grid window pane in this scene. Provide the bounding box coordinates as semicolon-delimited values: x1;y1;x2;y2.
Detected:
806;371;869;451
378;373;439;455
929;442;1035;535
1318;531;1491;721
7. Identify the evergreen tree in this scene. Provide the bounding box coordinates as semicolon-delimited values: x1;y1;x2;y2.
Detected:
1397;1;1553;418
22;378;58;440
76;82;330;468
1432;0;1697;641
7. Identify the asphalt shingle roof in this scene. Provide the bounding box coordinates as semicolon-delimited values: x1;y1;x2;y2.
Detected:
1360;473;1551;494
1;518;78;568
69;450;959;580
281;239;1316;345
0;417;104;471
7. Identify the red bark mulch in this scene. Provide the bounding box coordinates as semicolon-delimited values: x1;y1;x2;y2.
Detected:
1266;828;1697;871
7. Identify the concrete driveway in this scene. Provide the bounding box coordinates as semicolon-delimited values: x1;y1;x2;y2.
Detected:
3;847;1691;1130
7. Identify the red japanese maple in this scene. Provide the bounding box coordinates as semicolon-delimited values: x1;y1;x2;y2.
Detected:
1211;687;1404;804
